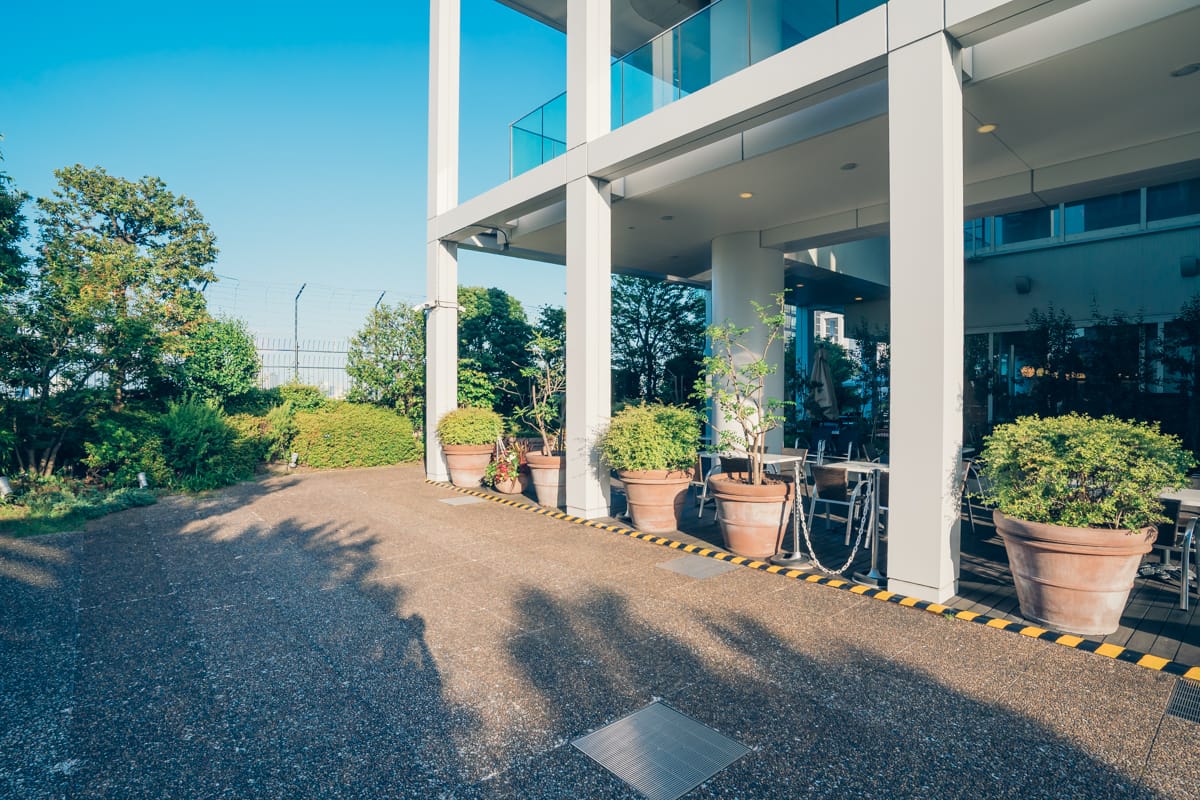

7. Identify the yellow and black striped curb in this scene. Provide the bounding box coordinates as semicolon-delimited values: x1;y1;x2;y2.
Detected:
427;479;1200;681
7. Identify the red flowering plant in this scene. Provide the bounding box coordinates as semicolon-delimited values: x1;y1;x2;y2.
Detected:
484;439;527;487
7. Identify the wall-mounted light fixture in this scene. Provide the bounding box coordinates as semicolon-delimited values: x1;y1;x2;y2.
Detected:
1015;276;1032;294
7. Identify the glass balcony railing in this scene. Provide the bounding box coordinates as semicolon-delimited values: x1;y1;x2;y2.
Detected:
509;0;886;177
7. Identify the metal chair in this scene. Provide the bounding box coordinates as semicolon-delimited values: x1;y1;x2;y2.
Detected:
1142;509;1200;611
697;455;750;518
808;464;868;543
959;460;981;535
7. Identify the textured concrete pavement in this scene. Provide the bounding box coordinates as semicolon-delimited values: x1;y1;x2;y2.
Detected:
2;464;1197;798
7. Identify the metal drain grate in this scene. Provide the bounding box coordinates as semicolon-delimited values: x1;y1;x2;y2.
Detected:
439;496;485;506
573;702;750;800
1165;678;1200;723
656;555;738;580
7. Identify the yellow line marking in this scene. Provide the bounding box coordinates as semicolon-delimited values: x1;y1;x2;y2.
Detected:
1019;626;1048;638
765;565;783;573
1185;667;1200;680
827;579;848;588
850;585;870;595
1055;634;1085;647
923;601;943;612
955;611;980;621
784;570;801;578
1136;654;1170;671
986;619;1012;629
899;597;919;607
1095;643;1125;659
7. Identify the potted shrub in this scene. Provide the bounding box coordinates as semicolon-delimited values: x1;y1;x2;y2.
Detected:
436;407;503;488
600;403;700;534
516;332;566;507
978;413;1194;635
485;439;529;495
696;293;794;559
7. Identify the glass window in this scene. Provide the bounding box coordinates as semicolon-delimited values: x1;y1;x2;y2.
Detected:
1147;178;1200;222
1064;189;1139;235
778;1;836;52
838;0;886;23
964;218;990;252
995;207;1057;246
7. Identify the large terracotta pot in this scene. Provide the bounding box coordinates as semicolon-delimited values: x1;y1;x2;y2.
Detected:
618;469;693;534
994;510;1156;636
526;451;565;508
711;474;795;559
442;444;494;488
493;472;531;495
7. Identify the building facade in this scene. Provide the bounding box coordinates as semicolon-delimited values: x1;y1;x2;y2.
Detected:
426;0;1200;602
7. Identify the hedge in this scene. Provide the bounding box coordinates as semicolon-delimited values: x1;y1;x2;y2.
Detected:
294;403;423;469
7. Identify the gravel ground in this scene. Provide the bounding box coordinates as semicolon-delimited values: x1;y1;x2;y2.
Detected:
1;464;1196;799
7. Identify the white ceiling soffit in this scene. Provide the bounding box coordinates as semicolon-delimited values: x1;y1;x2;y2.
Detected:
485;3;1200;277
493;0;709;57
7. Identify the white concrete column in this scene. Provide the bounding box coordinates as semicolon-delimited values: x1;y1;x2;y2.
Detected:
563;0;612;518
886;31;965;603
566;0;611;148
710;232;786;455
565;177;612;518
425;0;460;482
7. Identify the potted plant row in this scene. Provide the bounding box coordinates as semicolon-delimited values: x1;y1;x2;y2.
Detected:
696;293;794;559
599;403;700;534
978;413;1194;635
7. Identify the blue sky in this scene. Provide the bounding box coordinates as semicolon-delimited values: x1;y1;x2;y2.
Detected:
0;0;568;341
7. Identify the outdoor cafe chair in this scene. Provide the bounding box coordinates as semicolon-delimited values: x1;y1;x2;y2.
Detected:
808;464;869;543
1142;507;1200;611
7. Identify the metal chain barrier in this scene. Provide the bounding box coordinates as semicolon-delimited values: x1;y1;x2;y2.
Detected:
798;474;874;576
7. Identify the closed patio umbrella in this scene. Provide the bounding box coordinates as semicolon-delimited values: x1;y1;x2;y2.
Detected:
810;345;840;421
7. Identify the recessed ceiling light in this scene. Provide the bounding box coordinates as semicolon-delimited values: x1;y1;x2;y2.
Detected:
977;123;997;134
1171;63;1200;77
627;225;636;230
738;191;753;199
840;162;857;171
660;215;674;221
796;283;805;288
854;296;864;301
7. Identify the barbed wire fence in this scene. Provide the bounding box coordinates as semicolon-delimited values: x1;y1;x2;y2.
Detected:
203;277;423;398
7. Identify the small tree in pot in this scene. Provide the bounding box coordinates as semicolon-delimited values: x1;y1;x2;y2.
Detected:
979;413;1194;635
695;293;794;558
599;403;700;534
515;332;566;506
436;407;503;488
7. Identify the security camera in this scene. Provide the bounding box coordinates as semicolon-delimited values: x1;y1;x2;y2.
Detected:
412;301;435;312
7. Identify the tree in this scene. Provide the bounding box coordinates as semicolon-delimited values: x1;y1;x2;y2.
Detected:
611;275;705;404
36;165;218;405
179;317;260;404
3;166;218;475
458;286;532;414
346;302;425;425
0;142;28;293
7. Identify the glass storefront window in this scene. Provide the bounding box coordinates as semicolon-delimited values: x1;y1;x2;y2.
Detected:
1064;189;1140;235
995;207;1057;246
1147;178;1200;222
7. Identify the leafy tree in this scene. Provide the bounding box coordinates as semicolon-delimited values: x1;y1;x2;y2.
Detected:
179;317;260;404
0;142;28;293
611;275;705;403
3;166;217;475
346;302;425;425
458;286;532;414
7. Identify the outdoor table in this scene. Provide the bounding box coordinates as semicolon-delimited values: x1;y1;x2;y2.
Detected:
822;459;890;475
1159;487;1200;509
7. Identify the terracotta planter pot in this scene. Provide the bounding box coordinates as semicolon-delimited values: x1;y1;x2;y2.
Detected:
526;452;565;508
710;474;795;559
618;469;693;534
493;472;531;495
994;510;1156;636
442;444;494;488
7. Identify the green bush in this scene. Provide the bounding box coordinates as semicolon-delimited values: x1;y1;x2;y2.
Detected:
436;407;503;446
159;398;254;491
295;403;422;468
83;411;171;488
978;413;1195;531
277;382;328;411
599;403;700;472
0;474;157;531
264;401;300;461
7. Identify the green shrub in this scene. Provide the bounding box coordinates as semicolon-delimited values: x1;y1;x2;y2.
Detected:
264;401;299;461
436;407;503;446
224;387;281;416
295;403;423;468
978;413;1195;531
599;403;700;472
277;382;328;411
0;474;157;534
159;398;253;491
83;411;171;488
